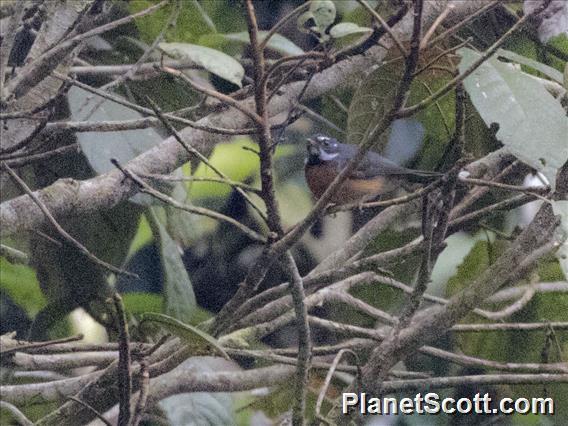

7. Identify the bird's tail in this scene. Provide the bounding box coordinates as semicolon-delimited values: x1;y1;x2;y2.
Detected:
404;169;443;184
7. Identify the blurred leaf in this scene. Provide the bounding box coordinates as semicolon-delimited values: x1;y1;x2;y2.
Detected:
552;200;568;280
127;214;153;259
159;357;240;425
161;392;234;426
200;31;303;56
68;86;163;173
67;86;163;205
159;42;244;87
430;232;490;296
310;0;336;31
141;312;229;359
0;258;45;316
148;208;196;322
445;240;492;296
348;60;453;164
298;0;336;41
122;292;163;315
189;137;295;200
497;48;563;83
459;47;568;189
347;61;401;152
329;22;371;39
277;181;314;227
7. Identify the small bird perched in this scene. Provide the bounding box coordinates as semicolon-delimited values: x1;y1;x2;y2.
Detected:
305;134;441;205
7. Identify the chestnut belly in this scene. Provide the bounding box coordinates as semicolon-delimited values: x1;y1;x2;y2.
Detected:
305;163;394;204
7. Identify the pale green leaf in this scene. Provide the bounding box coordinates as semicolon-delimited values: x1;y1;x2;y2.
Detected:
201;31;303;56
329;22;372;39
148;209;196;322
497;48;563;83
459;47;568;188
141;312;230;359
310;0;336;31
159;42;244;87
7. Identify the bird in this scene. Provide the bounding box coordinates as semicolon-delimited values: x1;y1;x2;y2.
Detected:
304;134;442;205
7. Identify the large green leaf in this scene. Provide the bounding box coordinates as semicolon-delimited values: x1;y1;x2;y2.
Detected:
148;209;196;323
459;47;568;189
68;87;164;175
67;87;164;206
347;61;401;152
348;60;453;163
199;31;303;56
159;42;244;87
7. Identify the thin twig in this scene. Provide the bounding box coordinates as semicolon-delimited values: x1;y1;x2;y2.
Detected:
450;321;568;332
67;397;112;426
140;174;262;195
0;334;83;356
356;0;408;57
102;0;181;92
130;360;149;426
258;2;309;52
460;176;551;195
399;0;553;118
380;373;568;393
144;96;268;222
420;3;455;49
315;349;361;425
2;163;136;277
160;66;263;126
282;252;311;426
244;0;284;236
111;159;266;243
51;73;257;135
113;293;132;426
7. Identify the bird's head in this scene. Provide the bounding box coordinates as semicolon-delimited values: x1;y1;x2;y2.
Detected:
306;134;341;164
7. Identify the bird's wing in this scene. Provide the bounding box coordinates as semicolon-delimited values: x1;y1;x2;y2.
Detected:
350;150;413;179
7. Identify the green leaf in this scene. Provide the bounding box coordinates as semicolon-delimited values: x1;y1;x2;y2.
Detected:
0;258;45;316
310;0;336;31
297;0;336;41
347;61;402;152
68;87;164;174
159;42;244;87
67;87;163;206
347;60;454;161
148;209;196;323
127;214;153;259
329;22;372;39
140;312;230;359
122;292;163;315
200;31;303;56
459;47;568;189
496;48;564;83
